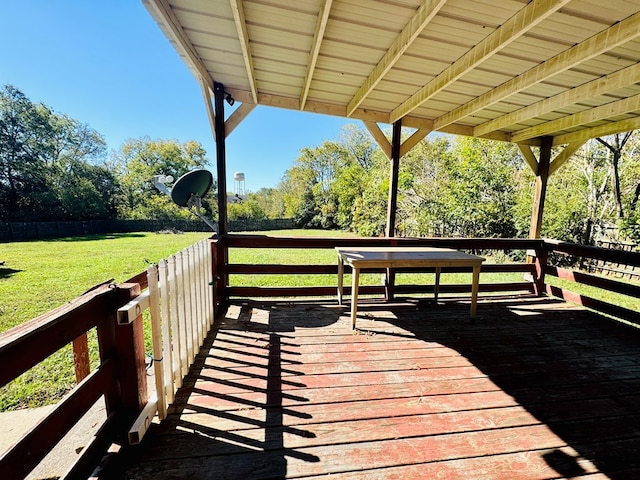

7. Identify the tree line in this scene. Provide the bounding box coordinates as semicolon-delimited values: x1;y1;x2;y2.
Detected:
2;84;640;245
247;124;640;244
0;85;215;223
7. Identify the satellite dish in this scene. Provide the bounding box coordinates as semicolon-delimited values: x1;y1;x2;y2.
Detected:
170;169;213;207
151;169;218;233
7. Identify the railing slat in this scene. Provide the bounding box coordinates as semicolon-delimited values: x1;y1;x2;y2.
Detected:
167;255;185;386
158;259;175;405
147;265;167;420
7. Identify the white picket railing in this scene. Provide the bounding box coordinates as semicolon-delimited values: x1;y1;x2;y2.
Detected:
119;239;214;444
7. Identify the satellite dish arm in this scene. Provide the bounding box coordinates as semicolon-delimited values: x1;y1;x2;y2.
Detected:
187;193;219;233
152;175;173;196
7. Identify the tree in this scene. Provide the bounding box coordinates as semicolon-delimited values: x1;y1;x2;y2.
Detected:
0;85;54;219
596;132;635;219
0;84;112;221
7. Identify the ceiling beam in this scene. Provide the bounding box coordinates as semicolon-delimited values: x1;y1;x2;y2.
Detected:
143;0;214;87
552;116;640;146
300;0;333;110
390;0;569;123
225;87;516;143
437;8;640;132
346;0;447;117
511;93;640;143
475;62;640;137
229;0;258;103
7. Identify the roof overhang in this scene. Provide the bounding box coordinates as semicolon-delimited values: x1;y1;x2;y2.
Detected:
143;0;640;147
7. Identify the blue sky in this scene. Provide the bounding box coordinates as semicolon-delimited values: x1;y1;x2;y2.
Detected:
0;1;357;191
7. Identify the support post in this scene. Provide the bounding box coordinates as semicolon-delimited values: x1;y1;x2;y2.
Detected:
96;282;148;443
385;119;402;300
385;119;402;237
529;136;552;239
213;82;228;236
533;243;548;297
211;236;228;315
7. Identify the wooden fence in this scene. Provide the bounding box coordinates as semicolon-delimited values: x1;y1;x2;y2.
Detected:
543;239;640;325
118;239;214;443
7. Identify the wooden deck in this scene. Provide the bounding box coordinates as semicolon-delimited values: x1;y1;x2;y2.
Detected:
105;295;640;479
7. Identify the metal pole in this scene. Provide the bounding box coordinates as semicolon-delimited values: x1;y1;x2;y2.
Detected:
213;82;228;236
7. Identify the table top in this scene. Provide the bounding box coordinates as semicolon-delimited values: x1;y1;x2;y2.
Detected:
336;247;485;268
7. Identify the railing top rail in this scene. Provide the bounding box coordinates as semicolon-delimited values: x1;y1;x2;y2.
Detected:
0;284;115;388
222;234;545;250
544;238;640;266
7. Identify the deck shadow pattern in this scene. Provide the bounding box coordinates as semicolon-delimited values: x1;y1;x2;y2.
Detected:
107;296;640;479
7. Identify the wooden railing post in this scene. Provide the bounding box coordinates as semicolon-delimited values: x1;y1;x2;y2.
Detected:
72;332;90;382
212;236;228;317
534;242;548;296
97;282;148;436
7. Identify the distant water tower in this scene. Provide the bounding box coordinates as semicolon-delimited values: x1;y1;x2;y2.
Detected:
234;172;246;197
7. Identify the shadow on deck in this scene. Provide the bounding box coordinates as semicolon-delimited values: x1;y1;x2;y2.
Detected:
105;295;640;479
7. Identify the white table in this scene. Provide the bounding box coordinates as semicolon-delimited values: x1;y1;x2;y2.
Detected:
336;247;484;329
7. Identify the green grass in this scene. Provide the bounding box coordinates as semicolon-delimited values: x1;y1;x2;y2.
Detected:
0;232;212;332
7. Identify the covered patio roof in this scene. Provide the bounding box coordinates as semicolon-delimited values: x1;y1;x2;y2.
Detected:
143;0;640;147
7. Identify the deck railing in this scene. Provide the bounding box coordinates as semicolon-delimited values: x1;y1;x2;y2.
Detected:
542;239;640;325
218;235;546;300
0;281;147;480
1;235;639;478
0;239;214;479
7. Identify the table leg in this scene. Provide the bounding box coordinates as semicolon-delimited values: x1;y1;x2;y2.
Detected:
470;265;480;318
350;267;360;329
337;256;344;305
434;266;441;303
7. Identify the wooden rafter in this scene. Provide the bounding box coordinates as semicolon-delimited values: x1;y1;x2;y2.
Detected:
553;116;640;146
300;0;333;110
229;0;258;103
475;62;640;137
437;8;640;132
144;0;213;87
346;0;447;117
511;94;640;143
390;0;569;123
